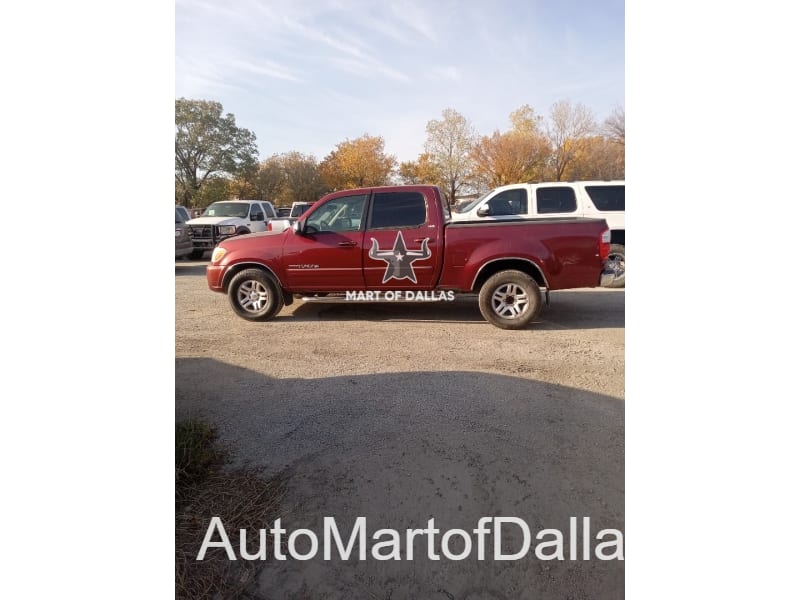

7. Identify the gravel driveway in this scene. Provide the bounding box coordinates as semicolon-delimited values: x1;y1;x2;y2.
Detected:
176;260;625;599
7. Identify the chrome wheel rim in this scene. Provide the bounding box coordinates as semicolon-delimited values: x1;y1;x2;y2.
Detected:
237;280;270;313
606;254;625;280
490;283;529;319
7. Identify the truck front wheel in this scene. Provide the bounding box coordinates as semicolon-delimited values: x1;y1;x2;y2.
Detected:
478;270;542;330
228;269;284;321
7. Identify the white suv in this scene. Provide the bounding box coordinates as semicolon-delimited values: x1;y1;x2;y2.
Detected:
186;199;277;260
452;181;625;287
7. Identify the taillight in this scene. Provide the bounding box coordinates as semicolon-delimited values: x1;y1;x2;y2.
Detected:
267;222;273;231
599;228;611;260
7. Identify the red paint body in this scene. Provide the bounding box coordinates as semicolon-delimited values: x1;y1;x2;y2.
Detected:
207;186;609;295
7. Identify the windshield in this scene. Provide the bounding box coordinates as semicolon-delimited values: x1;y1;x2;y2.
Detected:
202;202;250;218
290;203;312;217
453;191;492;213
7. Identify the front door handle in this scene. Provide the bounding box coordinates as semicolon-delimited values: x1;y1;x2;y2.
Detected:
338;240;357;247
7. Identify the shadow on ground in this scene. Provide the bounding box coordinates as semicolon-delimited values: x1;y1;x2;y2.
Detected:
175;260;209;277
176;359;624;600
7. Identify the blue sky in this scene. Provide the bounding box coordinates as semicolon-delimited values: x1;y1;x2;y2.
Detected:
176;0;624;163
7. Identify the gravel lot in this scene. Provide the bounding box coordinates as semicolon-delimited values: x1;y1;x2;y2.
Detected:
176;258;625;599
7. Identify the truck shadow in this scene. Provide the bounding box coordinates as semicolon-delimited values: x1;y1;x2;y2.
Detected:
176;359;624;600
175;260;208;276
281;289;624;330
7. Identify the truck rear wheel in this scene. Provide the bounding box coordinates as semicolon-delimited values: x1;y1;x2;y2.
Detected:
478;270;542;330
602;244;625;288
228;269;284;321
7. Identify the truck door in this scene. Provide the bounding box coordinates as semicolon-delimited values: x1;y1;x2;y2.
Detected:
281;193;368;290
362;190;442;289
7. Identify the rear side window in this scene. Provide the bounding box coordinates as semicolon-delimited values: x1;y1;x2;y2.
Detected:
487;189;528;215
585;185;625;211
369;192;427;229
261;203;276;218
536;187;577;214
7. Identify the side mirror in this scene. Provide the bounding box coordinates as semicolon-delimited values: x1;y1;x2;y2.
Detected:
292;220;304;235
251;212;264;221
477;205;491;217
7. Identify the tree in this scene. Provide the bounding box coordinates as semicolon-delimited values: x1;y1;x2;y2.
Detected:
175;98;259;206
191;177;231;208
424;108;477;204
253;155;286;202
319;134;397;190
470;105;550;189
545;100;596;181
508;104;543;135
561;136;624;181
398;153;443;186
280;151;327;204
604;105;625;146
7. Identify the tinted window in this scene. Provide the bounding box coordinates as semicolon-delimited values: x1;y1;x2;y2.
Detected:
536;187;577;214
369;192;426;229
291;203;312;218
262;203;276;218
250;205;264;219
585;185;625;211
305;194;367;233
487;189;528;215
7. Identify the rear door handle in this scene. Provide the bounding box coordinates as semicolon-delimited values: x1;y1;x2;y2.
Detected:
338;240;357;247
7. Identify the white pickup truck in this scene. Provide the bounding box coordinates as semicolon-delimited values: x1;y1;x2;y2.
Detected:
452;181;625;287
266;201;315;233
185;199;278;259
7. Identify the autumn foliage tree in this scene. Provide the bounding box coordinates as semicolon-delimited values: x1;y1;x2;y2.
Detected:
545;100;597;181
319;134;397;190
561;136;624;180
471;105;551;188
253;155;286;202
398;153;443;186
424;108;477;204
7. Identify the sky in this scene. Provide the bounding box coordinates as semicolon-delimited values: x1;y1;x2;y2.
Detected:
175;0;624;164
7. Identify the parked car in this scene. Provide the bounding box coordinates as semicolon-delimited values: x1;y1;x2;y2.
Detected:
452;181;625;288
176;205;191;222
276;207;291;218
175;207;193;259
185;199;278;260
267;201;316;233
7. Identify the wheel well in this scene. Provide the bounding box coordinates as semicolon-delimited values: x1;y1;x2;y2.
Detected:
472;259;547;292
610;230;624;246
221;263;282;294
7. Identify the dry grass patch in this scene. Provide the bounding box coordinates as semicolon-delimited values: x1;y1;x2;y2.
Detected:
176;419;284;599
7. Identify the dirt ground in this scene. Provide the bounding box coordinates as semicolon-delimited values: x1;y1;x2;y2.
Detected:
175;259;625;599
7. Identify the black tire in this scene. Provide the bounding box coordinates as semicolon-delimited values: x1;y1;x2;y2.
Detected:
478;270;542;330
188;249;205;260
602;244;625;288
227;269;284;321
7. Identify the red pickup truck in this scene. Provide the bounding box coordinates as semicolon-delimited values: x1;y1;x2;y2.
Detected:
206;185;612;329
